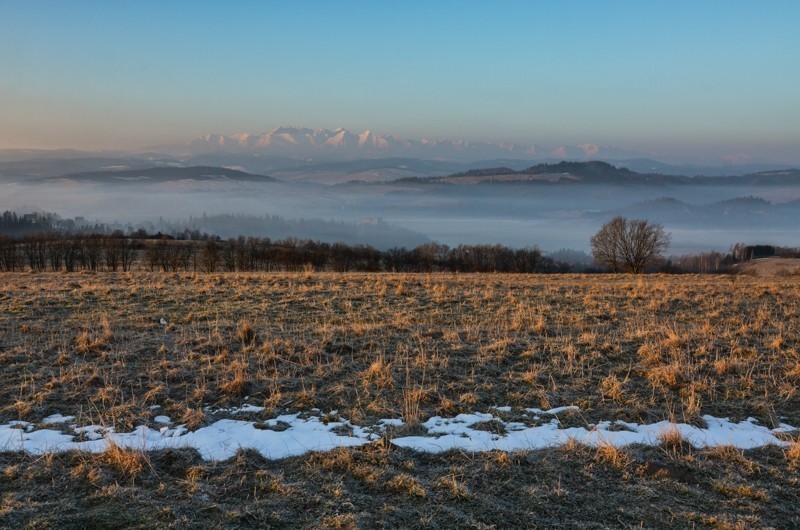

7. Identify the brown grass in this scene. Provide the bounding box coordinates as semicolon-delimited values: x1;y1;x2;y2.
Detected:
385;473;427;498
1;271;800;527
594;440;633;470
785;441;800;468
1;272;799;430
100;440;150;481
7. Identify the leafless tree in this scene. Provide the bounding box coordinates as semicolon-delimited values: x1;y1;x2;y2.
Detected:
0;236;21;271
104;235;123;271
83;235;103;271
23;233;48;272
591;216;670;273
590;216;627;272
118;237;136;272
200;240;219;272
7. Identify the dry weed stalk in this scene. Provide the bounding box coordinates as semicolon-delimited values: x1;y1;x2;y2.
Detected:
236;320;256;346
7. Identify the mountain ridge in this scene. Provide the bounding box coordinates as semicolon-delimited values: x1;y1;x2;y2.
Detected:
185;129;800;177
187;127;626;162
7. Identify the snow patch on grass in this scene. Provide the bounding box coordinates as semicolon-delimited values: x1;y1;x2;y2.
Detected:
393;413;795;453
41;414;76;424
1;407;794;461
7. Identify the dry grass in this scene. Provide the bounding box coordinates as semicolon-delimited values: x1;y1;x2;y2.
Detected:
785;441;800;468
1;271;799;428
100;440;150;481
1;271;800;527
594;440;633;470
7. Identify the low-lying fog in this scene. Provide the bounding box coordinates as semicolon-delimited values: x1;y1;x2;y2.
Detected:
3;173;799;256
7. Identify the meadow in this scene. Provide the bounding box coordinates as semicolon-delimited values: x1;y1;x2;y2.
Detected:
1;271;799;528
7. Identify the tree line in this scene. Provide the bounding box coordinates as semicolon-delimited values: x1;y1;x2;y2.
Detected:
0;232;566;273
2;213;793;275
0;210;429;250
0;232;137;272
664;244;800;274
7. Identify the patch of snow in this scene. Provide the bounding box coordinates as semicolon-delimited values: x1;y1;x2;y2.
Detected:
0;412;375;461
204;404;265;415
392;414;793;454
525;406;581;415
231;404;266;414
75;425;107;441
1;409;794;461
42;414;76;424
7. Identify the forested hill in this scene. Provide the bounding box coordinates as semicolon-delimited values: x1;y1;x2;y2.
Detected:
400;161;800;186
42;166;278;184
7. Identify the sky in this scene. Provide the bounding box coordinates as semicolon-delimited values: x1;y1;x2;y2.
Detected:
1;1;799;163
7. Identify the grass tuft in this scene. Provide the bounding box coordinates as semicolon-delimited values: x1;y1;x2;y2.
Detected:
385;473;427;498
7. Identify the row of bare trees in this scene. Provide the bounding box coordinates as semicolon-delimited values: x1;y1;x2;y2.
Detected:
0;232;137;272
384;242;564;273
189;237;382;273
0;233;565;273
185;238;561;273
3;226;791;275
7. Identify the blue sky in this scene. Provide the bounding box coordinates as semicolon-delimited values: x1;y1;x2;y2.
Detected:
1;1;799;162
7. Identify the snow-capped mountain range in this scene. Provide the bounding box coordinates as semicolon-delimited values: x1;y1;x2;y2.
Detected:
188;126;628;161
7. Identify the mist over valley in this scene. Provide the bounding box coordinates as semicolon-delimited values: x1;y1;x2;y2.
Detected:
2;141;799;257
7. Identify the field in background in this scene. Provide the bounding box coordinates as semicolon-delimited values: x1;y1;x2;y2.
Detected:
1;272;799;528
737;258;800;278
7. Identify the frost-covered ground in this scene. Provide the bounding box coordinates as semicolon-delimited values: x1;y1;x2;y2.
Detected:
1;405;794;461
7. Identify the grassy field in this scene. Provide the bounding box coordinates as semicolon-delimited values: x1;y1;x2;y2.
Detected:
1;272;799;528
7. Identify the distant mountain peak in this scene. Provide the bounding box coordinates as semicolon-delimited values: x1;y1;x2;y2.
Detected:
187;127;640;162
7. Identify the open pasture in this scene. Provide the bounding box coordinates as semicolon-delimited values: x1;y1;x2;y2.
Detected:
1;272;799;528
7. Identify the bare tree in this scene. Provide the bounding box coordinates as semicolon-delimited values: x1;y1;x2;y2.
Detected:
590;216;627;272
222;239;238;272
118;237;136;272
83;235;103;271
23;233;48;272
200;240;219;272
0;236;21;271
46;233;63;271
144;240;165;272
104;235;122;272
591;217;670;273
621;218;671;273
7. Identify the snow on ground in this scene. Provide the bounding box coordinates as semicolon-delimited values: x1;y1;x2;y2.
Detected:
0;413;379;461
0;407;794;462
205;403;266;415
42;414;76;424
392;413;795;453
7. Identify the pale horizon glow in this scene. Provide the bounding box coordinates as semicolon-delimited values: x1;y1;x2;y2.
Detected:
1;1;799;164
